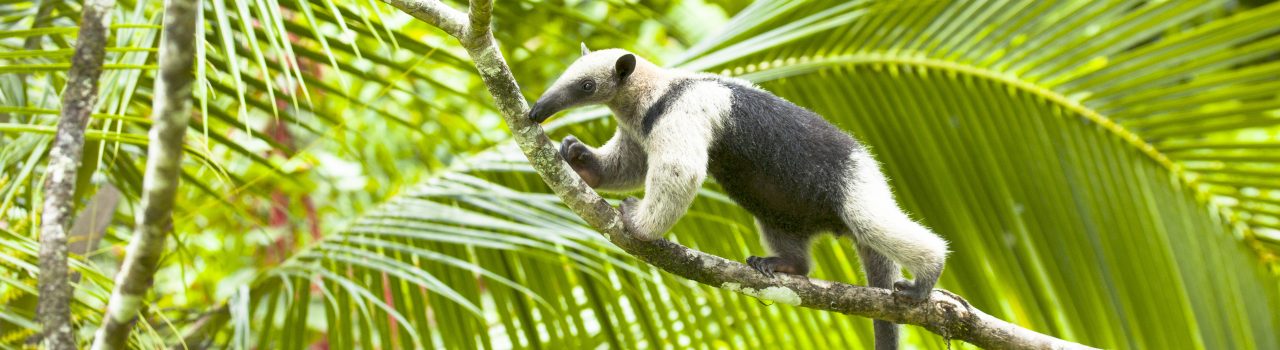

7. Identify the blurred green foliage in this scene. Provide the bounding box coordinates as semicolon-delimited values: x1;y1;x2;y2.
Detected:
1;0;1279;349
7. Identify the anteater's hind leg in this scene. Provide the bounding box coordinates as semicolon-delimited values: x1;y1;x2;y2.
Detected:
840;155;948;302
746;220;815;277
857;243;901;350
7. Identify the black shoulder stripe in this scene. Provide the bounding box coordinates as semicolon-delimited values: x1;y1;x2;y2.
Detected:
641;79;696;135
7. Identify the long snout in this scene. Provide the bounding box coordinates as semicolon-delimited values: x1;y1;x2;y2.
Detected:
528;91;567;123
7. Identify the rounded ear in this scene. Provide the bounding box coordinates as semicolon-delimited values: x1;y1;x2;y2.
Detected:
580;42;591;56
616;54;636;80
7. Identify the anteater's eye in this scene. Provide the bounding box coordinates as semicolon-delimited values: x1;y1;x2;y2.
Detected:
581;80;596;92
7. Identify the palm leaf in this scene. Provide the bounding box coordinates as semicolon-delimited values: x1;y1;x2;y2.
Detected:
4;0;1279;349
676;1;1280;348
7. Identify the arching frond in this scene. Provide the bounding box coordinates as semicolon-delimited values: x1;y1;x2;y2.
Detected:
2;0;1277;349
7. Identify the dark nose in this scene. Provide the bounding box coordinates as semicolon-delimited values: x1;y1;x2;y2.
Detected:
528;102;547;123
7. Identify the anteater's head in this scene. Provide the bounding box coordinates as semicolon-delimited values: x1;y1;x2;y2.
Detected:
528;44;638;123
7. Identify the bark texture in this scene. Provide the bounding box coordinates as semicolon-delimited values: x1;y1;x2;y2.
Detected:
89;0;200;348
36;0;116;348
407;0;1100;348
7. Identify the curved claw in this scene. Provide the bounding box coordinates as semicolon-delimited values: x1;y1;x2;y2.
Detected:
617;197;648;239
560;136;602;187
560;136;589;162
893;280;930;302
746;256;772;278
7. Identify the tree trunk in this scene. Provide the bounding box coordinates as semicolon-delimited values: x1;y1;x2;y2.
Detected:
89;0;201;348
36;0;115;348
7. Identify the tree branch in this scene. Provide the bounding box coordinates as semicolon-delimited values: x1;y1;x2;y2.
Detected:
382;0;468;39
90;0;201;348
466;0;491;41
37;0;116;348
379;1;1095;348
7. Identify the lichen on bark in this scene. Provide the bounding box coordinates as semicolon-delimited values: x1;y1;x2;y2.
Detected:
36;0;116;348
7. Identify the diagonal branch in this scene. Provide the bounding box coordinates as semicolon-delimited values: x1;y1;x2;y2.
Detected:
379;1;1095;348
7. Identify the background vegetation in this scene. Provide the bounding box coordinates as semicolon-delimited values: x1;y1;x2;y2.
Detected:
2;0;1279;348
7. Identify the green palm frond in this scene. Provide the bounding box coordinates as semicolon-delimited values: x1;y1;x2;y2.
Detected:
695;2;1280;263
0;226;117;346
3;0;1279;349
230;139;896;348
3;0;703;347
665;1;1280;348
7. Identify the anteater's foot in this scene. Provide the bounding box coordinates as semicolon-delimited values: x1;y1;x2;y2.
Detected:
746;256;808;278
892;280;930;302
